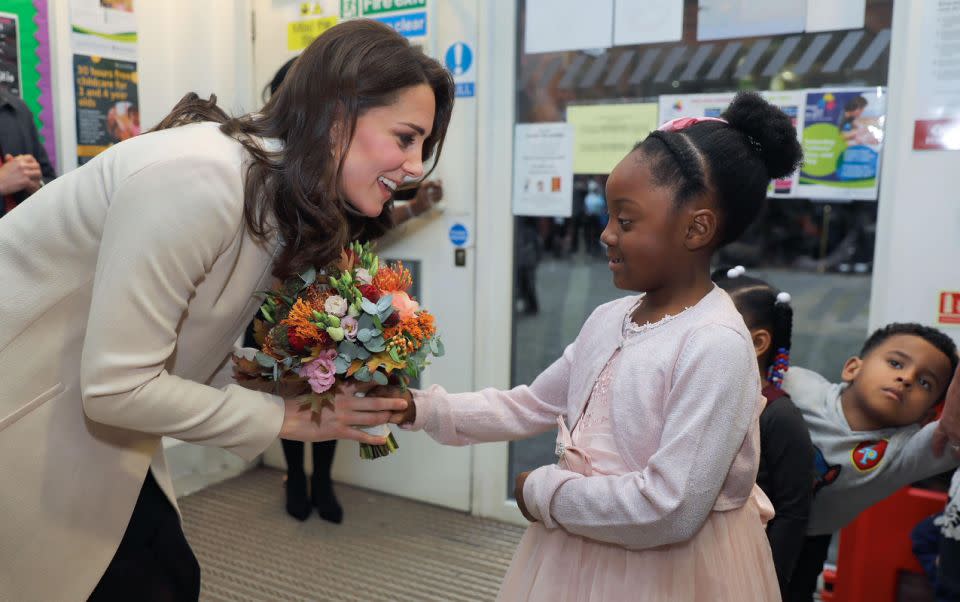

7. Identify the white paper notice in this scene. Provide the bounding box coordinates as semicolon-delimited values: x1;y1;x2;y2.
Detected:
525;0;613;54
513;123;574;217
614;0;683;46
805;0;865;33
70;0;137;61
913;0;960;150
698;0;805;41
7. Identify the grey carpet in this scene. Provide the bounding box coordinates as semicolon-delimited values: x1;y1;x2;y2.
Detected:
180;467;525;601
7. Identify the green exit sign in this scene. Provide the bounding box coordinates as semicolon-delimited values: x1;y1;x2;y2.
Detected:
361;0;427;16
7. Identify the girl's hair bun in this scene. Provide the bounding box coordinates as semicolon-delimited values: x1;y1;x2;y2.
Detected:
722;91;804;180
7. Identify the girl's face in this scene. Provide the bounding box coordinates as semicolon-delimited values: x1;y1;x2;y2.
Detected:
600;152;689;292
338;84;435;217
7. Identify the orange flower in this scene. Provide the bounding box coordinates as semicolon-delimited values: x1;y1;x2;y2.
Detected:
417;311;436;339
384;310;437;356
304;285;333;309
373;262;413;293
281;298;324;345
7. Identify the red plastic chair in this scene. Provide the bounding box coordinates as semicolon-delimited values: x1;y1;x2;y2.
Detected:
828;486;948;601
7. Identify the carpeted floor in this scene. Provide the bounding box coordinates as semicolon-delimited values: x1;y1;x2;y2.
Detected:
180;467;525;601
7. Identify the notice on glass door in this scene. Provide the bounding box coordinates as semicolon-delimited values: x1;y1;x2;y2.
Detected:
913;0;960;151
513;123;574;217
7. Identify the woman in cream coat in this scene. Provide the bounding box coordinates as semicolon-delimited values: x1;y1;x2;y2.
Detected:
0;20;453;600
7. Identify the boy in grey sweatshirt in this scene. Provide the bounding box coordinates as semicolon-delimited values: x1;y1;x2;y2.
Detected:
783;323;960;601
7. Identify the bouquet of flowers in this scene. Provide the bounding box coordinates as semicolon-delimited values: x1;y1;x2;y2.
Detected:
235;242;444;459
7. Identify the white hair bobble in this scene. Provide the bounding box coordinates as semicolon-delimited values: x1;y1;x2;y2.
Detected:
776;291;792;305
726;265;747;278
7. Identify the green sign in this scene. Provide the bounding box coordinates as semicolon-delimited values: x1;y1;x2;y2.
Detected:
340;0;359;19
360;0;427;16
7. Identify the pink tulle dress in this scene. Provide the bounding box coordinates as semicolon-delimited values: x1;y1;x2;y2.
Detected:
498;350;782;601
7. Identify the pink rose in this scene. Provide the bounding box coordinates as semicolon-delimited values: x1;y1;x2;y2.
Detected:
356;268;373;285
298;349;338;394
390;291;420;321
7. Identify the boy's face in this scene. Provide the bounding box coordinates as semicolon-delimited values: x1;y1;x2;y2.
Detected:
842;334;953;428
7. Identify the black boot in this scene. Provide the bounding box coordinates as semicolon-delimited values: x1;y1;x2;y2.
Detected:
311;441;343;524
281;439;310;521
285;472;311;521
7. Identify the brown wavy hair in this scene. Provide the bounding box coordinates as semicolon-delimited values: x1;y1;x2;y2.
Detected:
153;20;455;278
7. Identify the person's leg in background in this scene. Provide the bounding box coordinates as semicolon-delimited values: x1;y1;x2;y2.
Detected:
282;439;311;521
936;490;960;601
787;534;833;602
311;440;343;523
912;513;943;590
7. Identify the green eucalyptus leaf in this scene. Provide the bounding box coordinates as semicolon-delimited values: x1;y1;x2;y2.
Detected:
358;314;375;331
376;295;393;313
365;336;386;353
372;370;388;385
255;352;277;368
300;267;317;285
360;298;379;315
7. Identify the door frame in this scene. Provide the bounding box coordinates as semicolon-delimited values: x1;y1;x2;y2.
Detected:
471;0;525;526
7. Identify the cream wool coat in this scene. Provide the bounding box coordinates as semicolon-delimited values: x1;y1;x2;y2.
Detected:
0;122;286;599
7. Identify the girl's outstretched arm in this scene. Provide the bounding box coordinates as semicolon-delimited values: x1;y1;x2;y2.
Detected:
521;324;761;550
405;339;575;445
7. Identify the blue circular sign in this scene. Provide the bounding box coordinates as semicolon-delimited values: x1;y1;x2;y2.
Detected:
448;223;469;247
444;42;473;76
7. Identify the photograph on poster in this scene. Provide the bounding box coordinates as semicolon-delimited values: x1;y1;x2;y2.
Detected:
799;88;885;201
99;0;133;12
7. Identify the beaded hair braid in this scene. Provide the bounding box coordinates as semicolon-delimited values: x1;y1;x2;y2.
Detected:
714;266;794;388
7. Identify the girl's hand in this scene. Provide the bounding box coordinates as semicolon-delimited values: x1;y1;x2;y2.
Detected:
279;383;407;444
514;470;537;522
367;385;416;425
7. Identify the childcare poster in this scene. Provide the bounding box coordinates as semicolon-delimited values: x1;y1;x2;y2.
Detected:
659;91;805;197
658;92;735;123
763;90;805;197
0;13;21;97
798;88;886;201
74;54;139;165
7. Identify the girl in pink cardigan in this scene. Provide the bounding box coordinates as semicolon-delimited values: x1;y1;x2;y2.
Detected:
384;93;802;600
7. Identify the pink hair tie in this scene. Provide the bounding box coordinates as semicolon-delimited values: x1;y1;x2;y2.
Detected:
658;116;728;132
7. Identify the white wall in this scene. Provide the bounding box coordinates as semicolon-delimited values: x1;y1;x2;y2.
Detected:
49;0;255;174
869;0;959;340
